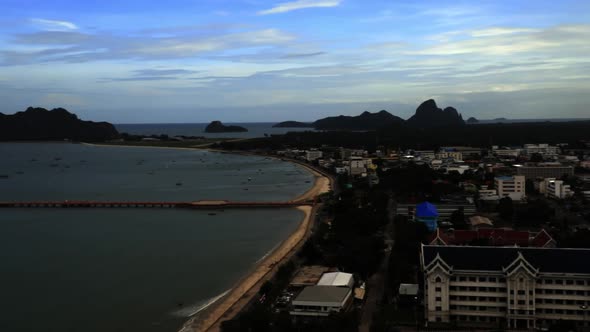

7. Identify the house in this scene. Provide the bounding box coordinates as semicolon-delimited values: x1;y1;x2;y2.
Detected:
420;245;590;330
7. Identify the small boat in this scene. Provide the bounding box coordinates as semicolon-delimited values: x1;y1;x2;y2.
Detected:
16;171;24;175
208;213;217;216
176;182;183;186
247;177;252;181
0;175;9;179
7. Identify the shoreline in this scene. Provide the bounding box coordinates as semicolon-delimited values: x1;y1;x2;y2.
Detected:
82;141;332;332
179;205;316;332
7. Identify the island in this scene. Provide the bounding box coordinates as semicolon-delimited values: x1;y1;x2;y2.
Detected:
204;121;248;133
466;117;480;124
272;121;314;128
0;107;119;141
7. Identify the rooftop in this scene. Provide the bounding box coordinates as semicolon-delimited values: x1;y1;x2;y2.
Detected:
422;245;590;274
293;286;351;304
290;265;333;287
317;272;354;287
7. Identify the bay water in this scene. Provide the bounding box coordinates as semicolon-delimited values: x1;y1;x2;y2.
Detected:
0;142;314;332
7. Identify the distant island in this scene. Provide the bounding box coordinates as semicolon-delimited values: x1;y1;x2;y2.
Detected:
0;107;119;141
205;121;248;133
272;121;314;128
466;117;480;124
272;99;466;131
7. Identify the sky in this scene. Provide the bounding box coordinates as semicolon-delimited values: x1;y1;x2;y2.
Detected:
0;0;589;123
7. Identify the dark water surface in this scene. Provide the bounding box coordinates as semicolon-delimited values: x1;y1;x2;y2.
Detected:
0;143;312;332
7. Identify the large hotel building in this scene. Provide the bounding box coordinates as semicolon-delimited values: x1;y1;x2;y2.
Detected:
421;245;590;330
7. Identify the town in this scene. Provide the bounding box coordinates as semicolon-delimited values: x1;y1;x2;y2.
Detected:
216;140;590;332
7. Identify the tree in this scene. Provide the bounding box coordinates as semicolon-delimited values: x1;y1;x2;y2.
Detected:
450;207;466;229
497;196;514;220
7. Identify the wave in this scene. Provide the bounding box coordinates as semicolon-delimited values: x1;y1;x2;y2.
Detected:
171;289;231;318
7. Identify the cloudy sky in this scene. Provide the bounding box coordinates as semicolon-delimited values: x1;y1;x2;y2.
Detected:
1;0;589;123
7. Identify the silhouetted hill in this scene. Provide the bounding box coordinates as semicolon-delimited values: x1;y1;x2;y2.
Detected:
0;107;119;141
204;121;248;133
313;110;404;130
466;117;479;124
407;99;465;128
272;121;314;128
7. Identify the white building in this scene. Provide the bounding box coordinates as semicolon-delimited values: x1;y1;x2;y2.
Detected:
523;144;560;157
492;146;521;158
479;188;500;201
317;272;355;288
421;245;590;330
540;178;573;199
305;150;323;162
495;175;526;201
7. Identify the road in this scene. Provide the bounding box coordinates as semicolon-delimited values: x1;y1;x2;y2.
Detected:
359;195;396;332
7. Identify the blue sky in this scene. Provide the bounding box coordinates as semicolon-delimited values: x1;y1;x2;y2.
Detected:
1;0;589;123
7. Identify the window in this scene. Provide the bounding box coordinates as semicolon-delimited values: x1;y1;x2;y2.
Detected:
518;300;525;305
435;287;442;292
459;276;466;282
566;280;574;285
479;277;487;282
436;317;442;322
436;297;442;302
469;277;476;282
436;306;442;311
490;277;497;283
435;276;442;283
556;280;563;285
556;299;564;305
576;280;585;286
518;290;525;295
546;279;554;285
450;286;457;291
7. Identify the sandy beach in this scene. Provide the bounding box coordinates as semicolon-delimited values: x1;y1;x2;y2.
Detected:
178;164;331;332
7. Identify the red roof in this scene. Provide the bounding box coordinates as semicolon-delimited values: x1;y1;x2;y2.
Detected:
427;228;554;247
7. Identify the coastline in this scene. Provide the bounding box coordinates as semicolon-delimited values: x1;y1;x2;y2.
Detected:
82;141;331;332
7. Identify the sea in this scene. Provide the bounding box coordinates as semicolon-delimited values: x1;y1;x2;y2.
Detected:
0;142;315;332
115;122;315;139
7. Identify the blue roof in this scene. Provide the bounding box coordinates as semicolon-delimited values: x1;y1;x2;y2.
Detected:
416;202;438;217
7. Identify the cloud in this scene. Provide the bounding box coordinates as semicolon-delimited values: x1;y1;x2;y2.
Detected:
99;68;201;82
258;0;341;15
30;18;78;31
281;51;326;58
1;28;296;65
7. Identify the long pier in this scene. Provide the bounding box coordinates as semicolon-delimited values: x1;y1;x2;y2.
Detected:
0;200;314;209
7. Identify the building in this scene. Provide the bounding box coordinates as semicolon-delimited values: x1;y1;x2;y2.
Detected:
427;228;556;248
290;286;353;317
523;144;560;157
397;203;477;222
495;175;526;201
539;178;573;199
305;149;323;162
516;164;574;179
317;272;354;288
421;245;590;330
492;146;521;158
436;151;463;161
416;202;439;232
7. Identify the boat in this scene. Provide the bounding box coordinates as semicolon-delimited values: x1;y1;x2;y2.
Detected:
208;213;217;216
0;175;9;179
176;182;183;186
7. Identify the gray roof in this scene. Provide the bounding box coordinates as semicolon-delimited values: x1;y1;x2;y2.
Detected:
294;286;351;303
423;245;590;274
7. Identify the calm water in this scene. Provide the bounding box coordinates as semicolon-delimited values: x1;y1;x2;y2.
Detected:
0;143;313;332
115;122;316;139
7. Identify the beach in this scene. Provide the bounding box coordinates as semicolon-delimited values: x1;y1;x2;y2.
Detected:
178;164;331;332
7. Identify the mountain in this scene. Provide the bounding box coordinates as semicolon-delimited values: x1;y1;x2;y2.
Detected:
406;99;465;128
272;121;314;128
0;107;119;141
204;121;248;133
466;117;479;124
313;110;404;130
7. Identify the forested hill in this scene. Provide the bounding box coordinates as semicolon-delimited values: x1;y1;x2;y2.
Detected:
0;107;119;141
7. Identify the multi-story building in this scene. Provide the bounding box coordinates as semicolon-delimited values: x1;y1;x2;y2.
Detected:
516;164;574;179
523;144;560;157
495;175;526;201
492;146;521;158
421;245;590;330
305;149;323;162
436;151;463;161
539;178;573;199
